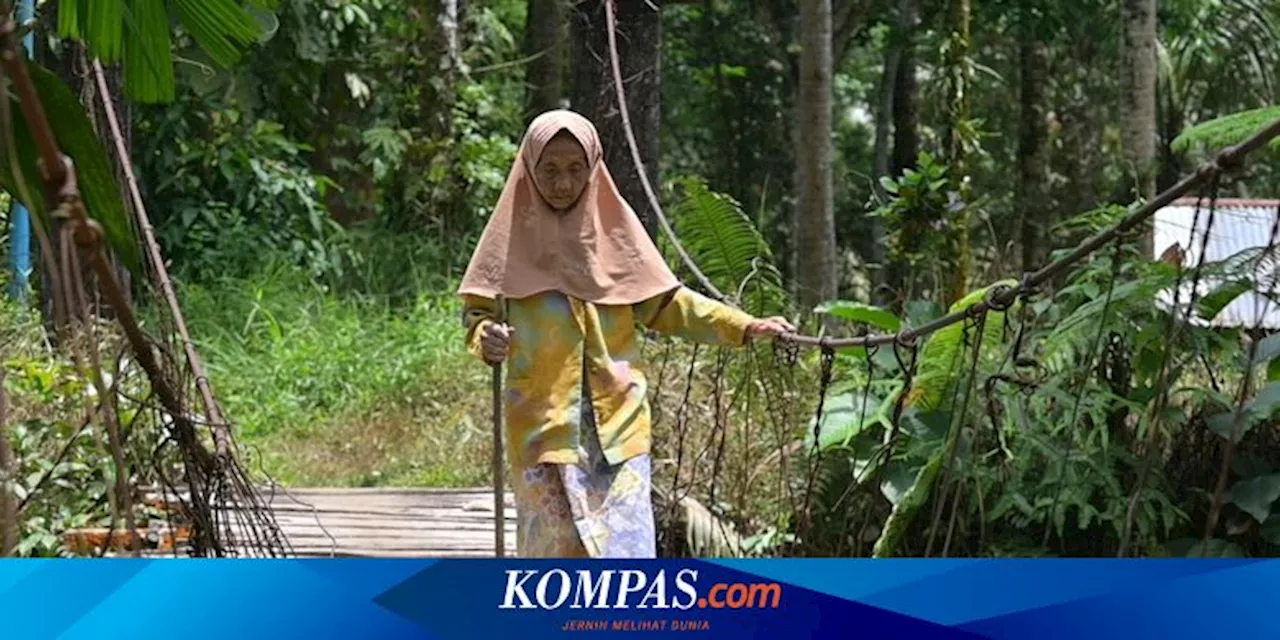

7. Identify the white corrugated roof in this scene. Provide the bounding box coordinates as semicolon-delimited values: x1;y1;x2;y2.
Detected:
1153;198;1280;329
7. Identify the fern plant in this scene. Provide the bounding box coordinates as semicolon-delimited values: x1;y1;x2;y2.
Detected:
667;176;788;317
1171;105;1280;155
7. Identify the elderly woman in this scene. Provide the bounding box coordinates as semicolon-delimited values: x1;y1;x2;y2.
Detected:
457;110;792;558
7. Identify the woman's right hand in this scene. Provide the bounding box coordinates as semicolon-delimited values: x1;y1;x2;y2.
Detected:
481;321;513;364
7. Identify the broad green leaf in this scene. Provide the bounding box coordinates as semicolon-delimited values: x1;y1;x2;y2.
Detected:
879;462;921;507
1262;515;1280;545
1232;452;1275;478
0;63;141;273
837;346;904;374
1196;278;1252;320
815;301;901;332
1229;473;1280;523
851;450;883;485
1168;538;1247;557
872;440;946;558
1205;411;1245;441
1252;333;1280;367
903;408;950;444
807;387;888;451
1211;382;1280;443
1246;381;1280;420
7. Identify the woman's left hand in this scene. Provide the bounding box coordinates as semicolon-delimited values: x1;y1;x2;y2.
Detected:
745;316;797;339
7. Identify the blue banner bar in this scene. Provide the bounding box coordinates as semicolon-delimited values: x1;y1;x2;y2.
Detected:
0;558;1276;639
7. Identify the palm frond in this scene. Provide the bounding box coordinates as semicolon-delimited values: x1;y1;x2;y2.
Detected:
86;0;126;62
58;0;83;39
122;0;176;104
171;0;262;69
0;63;141;273
56;0;268;104
678;495;747;557
653;486;747;557
1161;0;1280;118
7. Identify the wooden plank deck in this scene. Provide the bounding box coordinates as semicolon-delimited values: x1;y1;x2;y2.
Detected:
102;486;519;558
260;487;517;558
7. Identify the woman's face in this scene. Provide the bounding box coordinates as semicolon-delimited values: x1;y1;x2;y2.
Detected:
534;132;590;211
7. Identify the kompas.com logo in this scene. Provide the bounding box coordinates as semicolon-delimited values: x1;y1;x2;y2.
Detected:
498;568;783;610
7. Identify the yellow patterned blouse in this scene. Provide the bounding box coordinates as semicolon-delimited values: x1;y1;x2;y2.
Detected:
462;287;755;469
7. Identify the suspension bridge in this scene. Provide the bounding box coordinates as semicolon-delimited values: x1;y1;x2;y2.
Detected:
4;0;1280;560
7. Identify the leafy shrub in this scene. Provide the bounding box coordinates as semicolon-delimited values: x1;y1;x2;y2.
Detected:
134;89;354;285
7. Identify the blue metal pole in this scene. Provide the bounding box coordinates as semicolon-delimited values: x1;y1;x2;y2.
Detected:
6;0;33;302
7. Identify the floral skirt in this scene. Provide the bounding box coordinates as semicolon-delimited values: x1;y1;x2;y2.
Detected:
510;398;656;558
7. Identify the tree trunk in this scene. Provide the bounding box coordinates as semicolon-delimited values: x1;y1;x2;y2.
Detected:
794;0;838;310
412;0;461;234
570;0;662;238
832;0;868;66
1156;84;1184;193
1017;14;1050;272
870;30;901;304
890;0;919;177
524;0;565;123
429;0;460;141
872;53;899;201
1058;35;1103;219
885;0;918;308
1121;0;1158;256
941;0;972;305
941;0;970;169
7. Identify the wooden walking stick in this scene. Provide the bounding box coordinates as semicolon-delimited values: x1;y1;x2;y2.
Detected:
491;295;507;557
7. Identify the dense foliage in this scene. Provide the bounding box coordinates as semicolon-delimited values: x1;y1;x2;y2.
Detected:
1;0;1278;558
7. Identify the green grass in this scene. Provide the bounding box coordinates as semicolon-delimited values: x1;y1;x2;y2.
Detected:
135;257;810;553
174;264;493;488
166;263;812;516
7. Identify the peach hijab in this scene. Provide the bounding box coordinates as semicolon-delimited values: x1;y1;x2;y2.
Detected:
457;110;680;306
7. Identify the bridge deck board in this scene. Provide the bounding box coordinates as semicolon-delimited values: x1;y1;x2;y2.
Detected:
266;487;517;557
126;486;518;558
